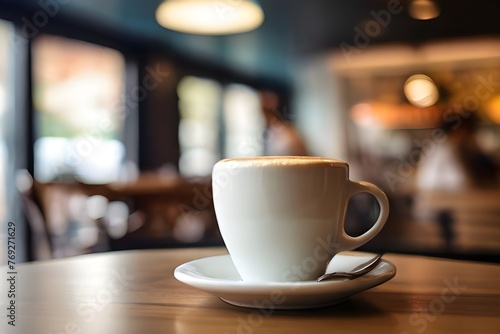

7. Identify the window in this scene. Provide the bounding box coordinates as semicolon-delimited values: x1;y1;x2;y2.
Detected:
32;35;127;183
223;84;265;158
0;19;15;264
177;76;222;177
177;77;265;177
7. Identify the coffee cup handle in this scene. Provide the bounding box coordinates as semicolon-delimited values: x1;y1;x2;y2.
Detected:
339;180;390;250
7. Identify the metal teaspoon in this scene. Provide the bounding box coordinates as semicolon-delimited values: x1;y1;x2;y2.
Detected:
317;253;383;282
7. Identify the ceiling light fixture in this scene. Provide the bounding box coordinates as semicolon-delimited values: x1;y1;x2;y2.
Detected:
408;0;440;20
404;74;440;108
156;0;264;35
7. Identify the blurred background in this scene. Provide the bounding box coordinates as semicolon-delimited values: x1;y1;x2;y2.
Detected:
1;0;499;263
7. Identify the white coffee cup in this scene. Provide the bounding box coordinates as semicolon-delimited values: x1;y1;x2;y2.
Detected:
212;156;389;282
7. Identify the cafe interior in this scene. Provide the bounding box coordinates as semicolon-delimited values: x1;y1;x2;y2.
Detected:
1;0;500;265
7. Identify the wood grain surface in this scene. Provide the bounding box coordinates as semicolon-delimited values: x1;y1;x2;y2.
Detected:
3;248;500;334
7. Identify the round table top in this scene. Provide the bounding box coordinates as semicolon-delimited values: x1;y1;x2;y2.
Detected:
5;247;500;334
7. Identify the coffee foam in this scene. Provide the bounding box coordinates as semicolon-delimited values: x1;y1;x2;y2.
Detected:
214;156;347;169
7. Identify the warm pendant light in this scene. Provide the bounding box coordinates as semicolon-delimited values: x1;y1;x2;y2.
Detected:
156;0;264;35
404;74;439;108
408;0;440;20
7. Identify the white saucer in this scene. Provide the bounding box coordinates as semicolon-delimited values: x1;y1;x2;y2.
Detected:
174;252;396;309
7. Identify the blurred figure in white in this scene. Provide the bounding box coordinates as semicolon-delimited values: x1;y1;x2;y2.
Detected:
415;111;498;249
416;112;497;191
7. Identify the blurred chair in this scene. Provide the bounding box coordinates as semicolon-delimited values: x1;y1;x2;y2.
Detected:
16;170;114;260
16;167;223;260
16;169;53;261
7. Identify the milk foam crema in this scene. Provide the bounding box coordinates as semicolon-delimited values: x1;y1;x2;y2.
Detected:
214;156;348;169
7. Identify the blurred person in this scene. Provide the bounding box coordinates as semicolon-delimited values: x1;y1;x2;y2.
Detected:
259;91;308;156
415;111;498;248
416;112;497;191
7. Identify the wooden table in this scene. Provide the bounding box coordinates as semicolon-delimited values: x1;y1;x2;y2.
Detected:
5;248;500;334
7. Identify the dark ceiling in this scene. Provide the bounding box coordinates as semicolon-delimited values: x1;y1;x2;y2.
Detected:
2;0;500;84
